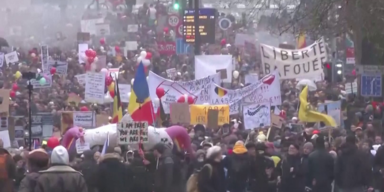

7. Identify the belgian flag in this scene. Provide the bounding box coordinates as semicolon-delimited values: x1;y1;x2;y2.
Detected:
112;77;123;123
215;87;227;97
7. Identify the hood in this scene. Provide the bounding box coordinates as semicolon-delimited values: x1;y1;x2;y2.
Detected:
83;150;95;161
51;146;69;165
340;142;358;155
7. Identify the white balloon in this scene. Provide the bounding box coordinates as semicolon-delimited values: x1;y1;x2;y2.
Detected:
80;53;87;62
153;98;160;106
31;53;36;57
140;50;147;58
93;57;99;63
101;68;108;73
131;78;134;85
142;59;150;66
104;93;113;103
137;56;143;64
233;70;239;79
37;68;41;73
100;46;105;51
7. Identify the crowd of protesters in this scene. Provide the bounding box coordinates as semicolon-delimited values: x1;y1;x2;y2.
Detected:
0;1;382;192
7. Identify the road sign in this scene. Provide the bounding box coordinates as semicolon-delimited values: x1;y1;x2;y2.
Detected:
168;14;180;27
355;65;384;74
176;38;191;54
361;74;382;97
218;18;232;30
176;24;183;37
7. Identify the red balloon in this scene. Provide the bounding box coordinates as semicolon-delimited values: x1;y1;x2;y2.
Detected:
145;52;152;60
156;87;165;98
90;50;97;58
87;57;95;64
100;38;106;45
221;39;226;46
163;27;169;33
50;67;56;75
109;89;115;98
12;83;18;91
115;46;120;53
177;95;194;104
10;91;16;98
85;49;93;57
47;137;60;149
105;76;113;86
80;106;89;111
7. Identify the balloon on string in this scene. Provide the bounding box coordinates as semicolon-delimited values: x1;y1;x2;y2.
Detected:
115;46;120;53
85;49;93;57
12;83;18;91
39;77;46;85
233;70;239;79
177;94;194;104
47;137;60;149
50;67;56;75
145;52;152;60
14;71;22;79
10;91;16;98
156;87;165;98
101;68;108;74
87;57;95;64
80;106;89;111
100;38;106;45
37;68;41;73
105;76;113;86
140;51;147;58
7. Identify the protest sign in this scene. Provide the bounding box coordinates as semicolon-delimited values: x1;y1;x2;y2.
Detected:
0;53;4;67
118;119;148;145
47;60;68;75
119;84;131;103
0;90;10;114
127;24;139;32
317;100;342;127
41;45;49;72
75;140;90;154
73;111;95;128
195;55;233;83
245;73;259;85
108;68;119;79
5;51;19;65
31;112;53;138
85;72;105;104
170;103;190;124
243;102;271;129
148;71;220;113
95;23;110;36
78;44;88;63
190;105;229;125
207;110;219;129
260;38;326;79
271;114;284;128
75;74;86;86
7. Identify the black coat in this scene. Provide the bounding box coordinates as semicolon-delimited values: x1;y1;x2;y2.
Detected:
277;154;304;192
306;149;334;192
79;151;98;192
128;158;152;192
223;153;250;192
248;155;274;192
374;145;384;190
96;154;131;192
335;143;373;190
197;159;226;192
153;152;182;192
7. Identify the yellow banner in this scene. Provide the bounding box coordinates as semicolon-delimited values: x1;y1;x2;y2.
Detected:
190;105;230;125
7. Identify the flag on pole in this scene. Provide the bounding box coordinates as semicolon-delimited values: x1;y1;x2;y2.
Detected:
101;132;110;155
112;77;123;123
128;61;155;125
297;32;306;49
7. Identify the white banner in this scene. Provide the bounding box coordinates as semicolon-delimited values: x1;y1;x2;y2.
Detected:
148;71;220;114
119;84;131;103
5;51;19;65
73;111;95;128
195;55;233;83
243;102;271;129
75;74;86;86
85;72;105;104
243;71;282;106
261;38;326;79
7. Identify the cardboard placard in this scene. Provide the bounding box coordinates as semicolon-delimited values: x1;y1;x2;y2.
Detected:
271;114;284;128
207;109;219;129
67;93;83;106
77;32;91;42
0;89;10;114
170;103;190;124
216;69;227;79
96;114;110;127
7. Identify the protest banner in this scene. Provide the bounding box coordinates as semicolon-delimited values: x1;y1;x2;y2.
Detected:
85;72;105;104
73;111;96;128
271;114;284;128
190;105;229;125
148;71;220;113
170;103;190;124
207;109;219;129
243;102;271;129
260;38;326;79
118;119;148;145
195;55;233;83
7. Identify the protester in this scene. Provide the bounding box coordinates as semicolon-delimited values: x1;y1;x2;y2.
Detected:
18;148;49;192
34;146;87;192
197;146;226;192
277;143;304;192
96;146;131;192
0;139;16;192
246;142;272;192
78;150;98;192
223;141;249;192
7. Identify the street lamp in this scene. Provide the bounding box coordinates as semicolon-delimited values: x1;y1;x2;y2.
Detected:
22;72;37;151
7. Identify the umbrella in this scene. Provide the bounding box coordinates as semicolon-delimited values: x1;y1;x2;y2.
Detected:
296;79;317;91
0;37;9;48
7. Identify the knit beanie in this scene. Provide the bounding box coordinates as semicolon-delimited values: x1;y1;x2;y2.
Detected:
51;146;69;165
232;141;247;154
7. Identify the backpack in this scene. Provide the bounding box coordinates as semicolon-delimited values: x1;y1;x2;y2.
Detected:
0;154;9;179
186;164;212;192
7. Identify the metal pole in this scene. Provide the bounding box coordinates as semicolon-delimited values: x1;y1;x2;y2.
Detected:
194;0;200;55
28;82;33;151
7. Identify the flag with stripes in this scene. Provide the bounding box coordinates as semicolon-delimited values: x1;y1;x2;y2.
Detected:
101;132;110;155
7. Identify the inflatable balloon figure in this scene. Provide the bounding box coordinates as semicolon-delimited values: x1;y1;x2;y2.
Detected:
62;124;194;156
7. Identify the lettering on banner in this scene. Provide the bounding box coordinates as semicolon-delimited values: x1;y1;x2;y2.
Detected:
190;105;229;125
30;75;53;88
41;46;49;72
47;60;68;75
85;72;105;104
157;42;176;55
118;120;148;144
261;39;327;79
73;111;95;128
243;103;271;129
5;51;19;65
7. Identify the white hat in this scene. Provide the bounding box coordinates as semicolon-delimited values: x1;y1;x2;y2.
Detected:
206;146;221;159
51;146;69;165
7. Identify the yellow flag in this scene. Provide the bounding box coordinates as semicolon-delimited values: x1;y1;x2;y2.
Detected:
298;86;337;127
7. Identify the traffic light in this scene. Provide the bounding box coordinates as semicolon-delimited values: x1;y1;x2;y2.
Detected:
173;2;180;10
323;62;332;82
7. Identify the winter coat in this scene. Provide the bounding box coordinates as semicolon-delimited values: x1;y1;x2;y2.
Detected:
335;143;373;190
306;149;334;192
96;153;131;192
248;155;274;192
129;158;152;192
277;154;304;192
78;150;98;192
374;145;384;191
223;153;250;192
154;151;183;192
197;159;226;192
18;172;40;192
34;165;88;192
